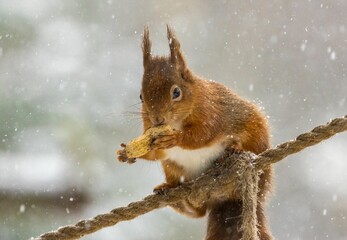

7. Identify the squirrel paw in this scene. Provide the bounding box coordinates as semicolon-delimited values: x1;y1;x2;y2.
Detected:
151;130;181;150
153;182;177;195
225;146;244;155
117;143;136;164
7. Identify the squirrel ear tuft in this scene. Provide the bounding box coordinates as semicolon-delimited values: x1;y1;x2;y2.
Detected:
167;25;187;74
142;26;151;68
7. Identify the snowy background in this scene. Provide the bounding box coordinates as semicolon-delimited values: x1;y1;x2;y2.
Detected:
0;1;346;239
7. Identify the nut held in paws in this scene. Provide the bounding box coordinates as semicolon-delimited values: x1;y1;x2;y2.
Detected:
124;125;173;158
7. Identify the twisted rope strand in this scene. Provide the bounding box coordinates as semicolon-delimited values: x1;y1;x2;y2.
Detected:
256;115;347;169
31;115;347;240
239;159;260;240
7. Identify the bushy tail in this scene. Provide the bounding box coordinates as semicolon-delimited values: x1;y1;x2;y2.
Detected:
205;167;273;240
205;200;243;240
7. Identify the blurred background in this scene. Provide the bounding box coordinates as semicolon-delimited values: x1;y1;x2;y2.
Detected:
0;0;346;239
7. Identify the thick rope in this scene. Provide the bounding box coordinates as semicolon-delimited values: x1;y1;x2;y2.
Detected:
31;115;347;240
238;158;260;240
256;115;347;169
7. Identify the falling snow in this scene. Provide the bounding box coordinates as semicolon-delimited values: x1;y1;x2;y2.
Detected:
19;204;26;213
0;1;346;240
330;51;336;60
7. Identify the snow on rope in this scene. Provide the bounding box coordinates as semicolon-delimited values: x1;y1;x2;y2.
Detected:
31;115;347;240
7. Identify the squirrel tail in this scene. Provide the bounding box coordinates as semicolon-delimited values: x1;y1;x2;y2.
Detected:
205;199;273;240
205;200;243;240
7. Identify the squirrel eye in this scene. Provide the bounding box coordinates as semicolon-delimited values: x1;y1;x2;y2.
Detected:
172;87;182;101
140;94;143;102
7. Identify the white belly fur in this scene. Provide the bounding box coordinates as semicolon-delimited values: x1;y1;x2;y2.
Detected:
164;143;225;176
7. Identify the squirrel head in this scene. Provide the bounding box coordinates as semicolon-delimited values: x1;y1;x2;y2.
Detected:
140;26;194;127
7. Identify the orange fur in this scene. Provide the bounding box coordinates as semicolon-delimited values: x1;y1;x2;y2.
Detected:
120;26;273;240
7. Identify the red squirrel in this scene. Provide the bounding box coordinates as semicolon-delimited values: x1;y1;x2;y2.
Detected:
118;26;273;240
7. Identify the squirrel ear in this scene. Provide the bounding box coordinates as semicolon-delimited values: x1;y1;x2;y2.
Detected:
142;26;151;68
167;25;187;74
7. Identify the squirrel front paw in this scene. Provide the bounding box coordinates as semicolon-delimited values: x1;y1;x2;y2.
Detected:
117;143;136;164
151;129;181;150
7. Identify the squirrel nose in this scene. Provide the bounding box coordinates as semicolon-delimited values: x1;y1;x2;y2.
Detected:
153;116;165;126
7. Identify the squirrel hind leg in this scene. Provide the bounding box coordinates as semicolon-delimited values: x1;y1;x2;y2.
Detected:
170;200;206;218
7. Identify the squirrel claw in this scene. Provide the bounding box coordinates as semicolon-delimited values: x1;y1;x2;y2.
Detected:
153;182;177;195
117;144;136;164
153;188;168;195
225;147;244;155
151;130;181;150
